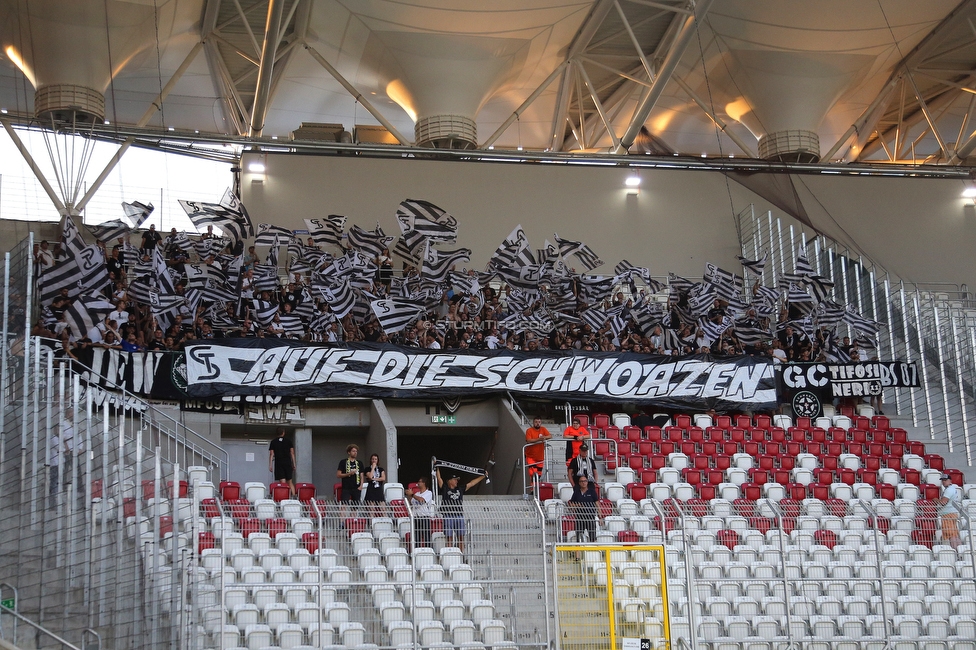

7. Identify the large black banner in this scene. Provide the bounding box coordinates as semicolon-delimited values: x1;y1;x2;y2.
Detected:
71;346;187;403
776;361;920;418
182;340;778;410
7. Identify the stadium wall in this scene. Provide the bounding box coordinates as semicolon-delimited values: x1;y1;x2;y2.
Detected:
239;152;976;288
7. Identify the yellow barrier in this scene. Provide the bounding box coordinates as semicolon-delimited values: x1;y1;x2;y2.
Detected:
553;544;670;650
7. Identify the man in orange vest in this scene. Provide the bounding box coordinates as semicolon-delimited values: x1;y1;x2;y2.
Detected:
525;417;552;479
563;416;590;466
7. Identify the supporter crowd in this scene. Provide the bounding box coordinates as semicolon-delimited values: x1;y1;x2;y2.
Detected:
31;198;879;367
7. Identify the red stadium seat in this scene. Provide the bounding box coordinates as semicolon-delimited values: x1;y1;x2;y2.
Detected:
730;428;746;443
885;456;902;470
764;441;783;456
824;499;847;517
167;480;189;499
594;440;611;459
840;406;855;418
892;428;908;444
659;442;675;455
649;455;666;470
755;415;772;428
809;483;830;500
640;469;656;485
778;456;795;471
645;427;662;442
796;417;812;429
743;441;760;457
638;441;656;456
706;427;725;442
538;483;554;501
592;413;610;430
773;470;791;485
839;469;856;486
345;518;368;537
749;516;773;534
617;530;640;543
715;415;732;430
848;442;865;457
732;499;756;518
735;415;751;428
924;454;945;471
628;455;644;471
707;469;725;485
142;480;155;502
265;518;287;538
598;499;614;519
390;499;409;519
700;441;718;456
680;441;696;456
158;516;173;537
821;456;838;471
877;484;896;500
740;480;761;500
769;428;786;443
834;427;854;442
946;469;964;486
757;455;775;470
271;483;292;502
814;469;835;484
682;469;703;486
685;498;709;516
628;483;647;501
198;531;216;553
201;498;220;519
872;415;890;430
123;497;136;518
779;499;802;517
825;442;843;457
717;529;739;549
901;469;921;486
923;485;940;500
809;428;826;444
748;469;769;485
693;455;710;470
786;483;807;500
856;470;877;485
714;455;732;470
814;529;837;549
853;416;871;430
675;414;692;429
888;443;905;457
785;442;802;456
226;499;250;520
697;485;716;500
666;426;683;442
296;483;316;503
604;426;621;441
239;517;260;539
302;532;320;554
219;481;241;501
624;426;642;442
561;515;575;539
688;427;704;443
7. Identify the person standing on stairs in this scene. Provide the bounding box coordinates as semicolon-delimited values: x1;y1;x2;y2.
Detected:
269;427;297;496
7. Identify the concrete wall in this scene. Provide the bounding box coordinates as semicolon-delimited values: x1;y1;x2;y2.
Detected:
239;153;976;288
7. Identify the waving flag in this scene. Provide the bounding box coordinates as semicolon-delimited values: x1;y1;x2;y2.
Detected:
554;233;603;271
121;200;155;228
737;253;767;277
304;216;346;248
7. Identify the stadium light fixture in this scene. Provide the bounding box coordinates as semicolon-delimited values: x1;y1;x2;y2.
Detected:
625;174;641;196
962;187;976;198
248;161;266;173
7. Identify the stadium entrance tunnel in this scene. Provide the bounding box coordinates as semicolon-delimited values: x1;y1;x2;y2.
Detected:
396;427;496;493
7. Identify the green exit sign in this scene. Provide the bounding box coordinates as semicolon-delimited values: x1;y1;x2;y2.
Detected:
431;415;456;424
1;598;14;609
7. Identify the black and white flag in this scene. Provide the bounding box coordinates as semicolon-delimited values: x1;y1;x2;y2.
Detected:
794;252;815;278
87;219;131;243
254;223;294;247
65;292;115;338
370;298;427;334
179;190;252;243
319;282;356;319
304;216;346;248
396;199;458;242
844;306;880;337
737;253;767;277
422;244;471;283
347;224;394;258
554;233;603;271
121;200;154;228
251;300;278;327
488;225;534;270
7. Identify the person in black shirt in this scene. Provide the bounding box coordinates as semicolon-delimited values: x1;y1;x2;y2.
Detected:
435;466;485;552
362;453;386;513
336;444;364;504
569;475;599;542
268;427;296;496
567;444;598;484
140;224;162;253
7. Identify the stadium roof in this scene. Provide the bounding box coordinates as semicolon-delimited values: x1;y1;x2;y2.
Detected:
2;0;976;166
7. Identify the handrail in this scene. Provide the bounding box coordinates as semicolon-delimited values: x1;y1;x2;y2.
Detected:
0;583;17;643
506;391;528;428
39;341;227;477
0;605;82;650
764;500;798;650
857;500;894;642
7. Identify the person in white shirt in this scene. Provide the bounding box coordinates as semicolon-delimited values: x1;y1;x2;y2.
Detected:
108;302;129;328
405;477;434;549
937;474;962;549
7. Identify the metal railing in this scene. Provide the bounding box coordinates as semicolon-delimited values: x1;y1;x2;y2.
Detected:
737;205;976;463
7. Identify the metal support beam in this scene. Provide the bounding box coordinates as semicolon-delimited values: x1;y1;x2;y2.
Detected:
304;44;411;146
907;71;952;158
549;0;616;151
576;60;621;150
230;0;263;57
951;124;976;162
614;0;656;83
482;62;568;148
672;75;756;157
614;0;714;154
820;77;898;162
249;0;285;137
0;118;68;216
549;66;575;151
74;41;206;214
